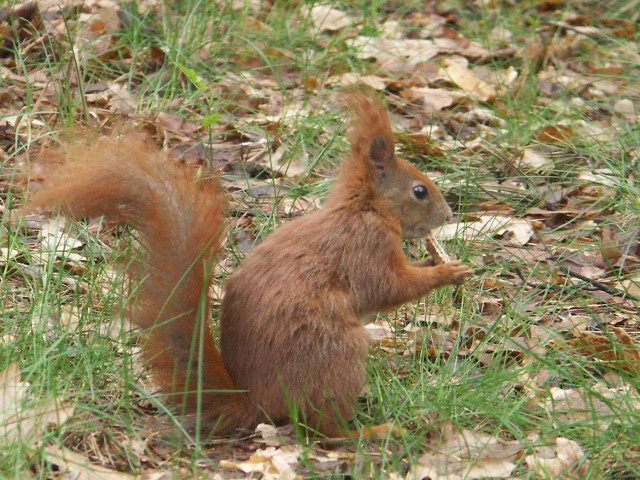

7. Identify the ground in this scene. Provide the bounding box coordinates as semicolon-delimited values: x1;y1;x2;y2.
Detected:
0;1;639;478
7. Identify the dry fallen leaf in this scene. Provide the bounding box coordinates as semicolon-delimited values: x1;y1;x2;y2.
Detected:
525;437;588;479
537;125;575;144
328;72;387;90
364;322;390;341
613;98;637;120
600;226;622;265
307;5;352;33
577;168;619;188
567;326;640;374
436;215;534;246
38;217;84;263
44;446;137;480
519;148;552;171
620;273;640;301
0;246;19;266
545;383;640;431
348;37;441;69
0;364;73;447
402;87;462;112
254;423;285;447
441;64;496;102
155;112;198;138
270;144;308;178
220;445;301;480
409;425;521;480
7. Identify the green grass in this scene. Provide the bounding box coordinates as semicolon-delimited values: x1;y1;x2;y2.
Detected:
1;0;640;477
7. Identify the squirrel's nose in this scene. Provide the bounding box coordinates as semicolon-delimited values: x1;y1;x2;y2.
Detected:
444;206;453;223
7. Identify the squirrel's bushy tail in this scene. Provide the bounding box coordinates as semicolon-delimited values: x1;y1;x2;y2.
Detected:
28;132;251;434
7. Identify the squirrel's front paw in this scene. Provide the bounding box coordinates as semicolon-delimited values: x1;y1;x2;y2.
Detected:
437;261;473;286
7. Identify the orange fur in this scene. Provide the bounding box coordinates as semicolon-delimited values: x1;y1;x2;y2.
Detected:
222;93;471;435
28;93;472;438
28;133;251;433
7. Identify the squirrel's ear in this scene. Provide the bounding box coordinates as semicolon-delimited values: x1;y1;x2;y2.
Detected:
368;136;394;181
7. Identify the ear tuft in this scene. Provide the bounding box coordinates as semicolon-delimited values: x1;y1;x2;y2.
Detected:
369;136;393;165
368;136;394;181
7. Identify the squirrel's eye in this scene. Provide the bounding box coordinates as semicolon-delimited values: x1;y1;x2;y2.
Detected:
412;185;428;200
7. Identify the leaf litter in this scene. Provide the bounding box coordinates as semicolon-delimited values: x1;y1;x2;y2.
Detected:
1;0;640;478
0;364;74;447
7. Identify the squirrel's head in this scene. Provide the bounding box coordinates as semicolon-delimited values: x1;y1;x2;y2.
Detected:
345;92;453;239
366;135;453;239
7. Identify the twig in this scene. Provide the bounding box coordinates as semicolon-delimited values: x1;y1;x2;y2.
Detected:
558;266;640;302
515;266;639;303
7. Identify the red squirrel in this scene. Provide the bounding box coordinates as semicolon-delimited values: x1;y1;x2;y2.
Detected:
28;92;472;437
